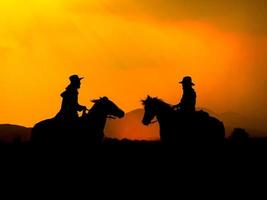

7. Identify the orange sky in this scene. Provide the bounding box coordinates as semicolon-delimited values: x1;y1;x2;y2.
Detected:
1;0;267;133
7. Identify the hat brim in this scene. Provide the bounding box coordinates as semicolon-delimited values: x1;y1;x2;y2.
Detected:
179;81;195;86
71;77;84;82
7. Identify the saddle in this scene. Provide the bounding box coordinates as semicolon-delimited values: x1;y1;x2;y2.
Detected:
195;110;210;118
174;110;210;124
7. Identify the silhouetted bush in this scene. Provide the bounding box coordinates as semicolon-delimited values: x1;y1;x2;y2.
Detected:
230;128;250;144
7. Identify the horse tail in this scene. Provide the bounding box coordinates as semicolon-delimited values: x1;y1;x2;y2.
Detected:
31;119;55;145
209;117;225;143
31;122;42;144
219;120;225;140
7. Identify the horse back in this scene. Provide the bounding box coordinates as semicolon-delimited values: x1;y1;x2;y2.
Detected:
31;118;64;145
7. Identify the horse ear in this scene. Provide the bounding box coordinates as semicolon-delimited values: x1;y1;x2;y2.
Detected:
91;99;98;103
147;95;151;99
102;96;108;101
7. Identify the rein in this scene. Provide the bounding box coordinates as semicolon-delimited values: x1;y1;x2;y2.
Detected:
107;115;117;119
84;110;117;120
150;120;158;124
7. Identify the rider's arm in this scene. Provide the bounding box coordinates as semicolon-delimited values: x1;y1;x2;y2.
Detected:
77;104;87;111
74;93;86;111
173;103;181;110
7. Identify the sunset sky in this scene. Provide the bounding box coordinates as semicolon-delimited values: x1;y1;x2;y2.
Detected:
1;0;267;131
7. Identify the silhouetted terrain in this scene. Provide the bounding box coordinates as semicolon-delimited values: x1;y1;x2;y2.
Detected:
218;112;267;137
0;109;267;145
103;138;160;145
0;124;31;144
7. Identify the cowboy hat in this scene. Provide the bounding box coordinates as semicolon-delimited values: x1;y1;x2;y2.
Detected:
69;74;84;82
179;76;195;86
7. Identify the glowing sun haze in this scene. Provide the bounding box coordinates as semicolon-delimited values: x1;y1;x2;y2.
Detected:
1;0;267;134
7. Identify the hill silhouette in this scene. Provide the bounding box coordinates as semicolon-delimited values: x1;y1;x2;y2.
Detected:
0;124;31;143
193;109;267;137
105;109;159;141
217;112;267;137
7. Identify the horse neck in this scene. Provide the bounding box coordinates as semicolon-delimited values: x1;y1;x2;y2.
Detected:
155;102;173;124
154;102;176;139
87;105;107;131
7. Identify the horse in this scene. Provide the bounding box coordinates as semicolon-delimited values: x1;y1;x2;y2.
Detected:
141;96;225;145
31;97;125;146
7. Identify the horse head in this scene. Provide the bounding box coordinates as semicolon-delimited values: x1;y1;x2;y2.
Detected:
78;97;125;144
90;97;125;119
141;95;172;126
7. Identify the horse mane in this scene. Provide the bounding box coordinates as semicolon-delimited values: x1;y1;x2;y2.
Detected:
154;98;172;108
87;97;103;115
142;96;172;110
90;97;109;109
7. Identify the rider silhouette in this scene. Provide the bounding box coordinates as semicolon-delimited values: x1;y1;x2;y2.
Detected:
173;76;196;113
55;75;87;121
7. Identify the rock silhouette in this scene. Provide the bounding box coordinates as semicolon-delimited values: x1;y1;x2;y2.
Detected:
230;128;250;145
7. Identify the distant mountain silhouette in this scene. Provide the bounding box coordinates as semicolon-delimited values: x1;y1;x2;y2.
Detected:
105;109;159;141
217;112;267;137
193;109;267;137
0;124;31;143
